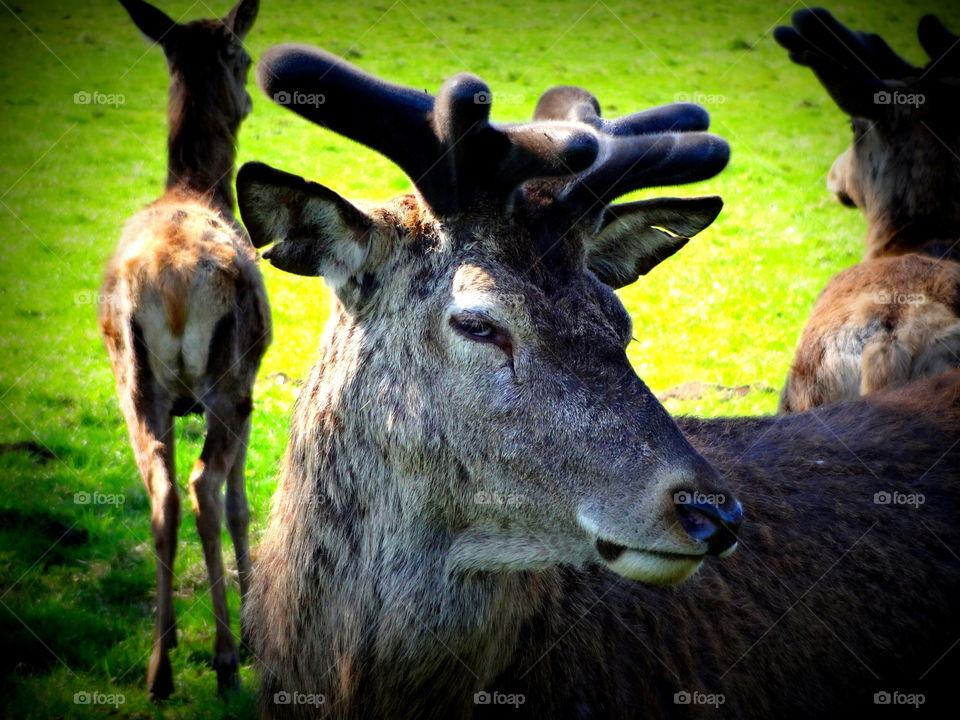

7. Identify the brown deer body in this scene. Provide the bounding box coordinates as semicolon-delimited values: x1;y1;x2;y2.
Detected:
776;9;960;412
99;0;269;699
238;47;960;719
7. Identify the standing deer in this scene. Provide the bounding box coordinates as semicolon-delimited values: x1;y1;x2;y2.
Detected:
775;9;960;412
99;0;269;699
239;46;960;719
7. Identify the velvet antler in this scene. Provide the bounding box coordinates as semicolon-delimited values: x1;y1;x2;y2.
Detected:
774;8;958;118
256;44;600;217
530;86;728;227
256;45;729;224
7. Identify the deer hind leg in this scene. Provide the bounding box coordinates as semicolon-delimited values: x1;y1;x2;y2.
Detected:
912;322;960;380
224;412;253;651
860;337;911;395
110;323;180;700
780;362;837;413
141;415;179;701
124;404;179;699
188;396;248;694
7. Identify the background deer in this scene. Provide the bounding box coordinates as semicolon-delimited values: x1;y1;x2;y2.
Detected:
775;9;960;412
239;46;960;719
99;0;269;699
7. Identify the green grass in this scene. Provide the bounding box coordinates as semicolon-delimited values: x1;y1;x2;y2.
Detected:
1;0;958;717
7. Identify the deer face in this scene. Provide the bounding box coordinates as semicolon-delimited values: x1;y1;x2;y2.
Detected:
238;50;742;585
119;0;258;125
437;231;741;584
777;10;960;229
829;88;960;217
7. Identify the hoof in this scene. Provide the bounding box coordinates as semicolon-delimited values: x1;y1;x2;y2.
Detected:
215;655;241;697
147;652;174;701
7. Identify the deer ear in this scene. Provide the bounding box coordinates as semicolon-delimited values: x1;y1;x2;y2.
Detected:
586;196;723;288
225;0;258;39
119;0;179;46
237;162;374;283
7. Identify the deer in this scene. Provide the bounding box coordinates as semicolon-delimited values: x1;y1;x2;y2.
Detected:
774;8;960;413
237;44;960;719
98;0;269;700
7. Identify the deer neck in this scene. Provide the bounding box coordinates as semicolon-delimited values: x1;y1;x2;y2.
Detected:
267;331;544;716
287;443;538;717
862;171;960;261
864;213;960;261
164;83;239;218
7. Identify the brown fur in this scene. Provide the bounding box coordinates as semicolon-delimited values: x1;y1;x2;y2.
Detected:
778;12;960;412
247;181;960;719
100;0;268;699
238;50;959;719
782;255;960;411
241;187;960;720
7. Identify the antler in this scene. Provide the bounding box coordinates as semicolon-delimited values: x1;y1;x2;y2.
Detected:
774;8;917;82
773;8;932;118
256;44;600;217
529;86;729;224
257;45;730;224
774;9;960;119
918;15;960;76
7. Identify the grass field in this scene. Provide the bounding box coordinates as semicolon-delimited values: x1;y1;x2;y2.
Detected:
1;0;958;717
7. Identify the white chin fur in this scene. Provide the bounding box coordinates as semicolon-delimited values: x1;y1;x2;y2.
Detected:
718;541;738;559
603;550;704;585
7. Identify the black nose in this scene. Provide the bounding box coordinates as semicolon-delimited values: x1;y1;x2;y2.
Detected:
674;491;743;557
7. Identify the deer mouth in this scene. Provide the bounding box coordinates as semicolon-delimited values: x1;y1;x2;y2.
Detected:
594;538;705;585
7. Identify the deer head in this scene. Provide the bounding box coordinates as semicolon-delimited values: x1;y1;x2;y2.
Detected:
120;0;259;129
775;8;960;254
237;46;741;585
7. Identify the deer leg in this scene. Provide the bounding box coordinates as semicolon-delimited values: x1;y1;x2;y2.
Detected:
123;401;179;701
224;413;252;651
188;399;245;695
107;317;181;700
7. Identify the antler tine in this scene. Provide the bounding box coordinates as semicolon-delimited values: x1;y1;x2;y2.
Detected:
859;32;917;79
532;86;729;220
258;44;445;208
257;44;599;217
774;8;917;80
534;85;711;135
919;15;960;75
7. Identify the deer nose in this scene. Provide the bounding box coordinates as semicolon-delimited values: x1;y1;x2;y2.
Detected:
674;490;743;557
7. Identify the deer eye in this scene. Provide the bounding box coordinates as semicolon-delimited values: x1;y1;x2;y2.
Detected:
449;312;512;356
451;313;495;339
